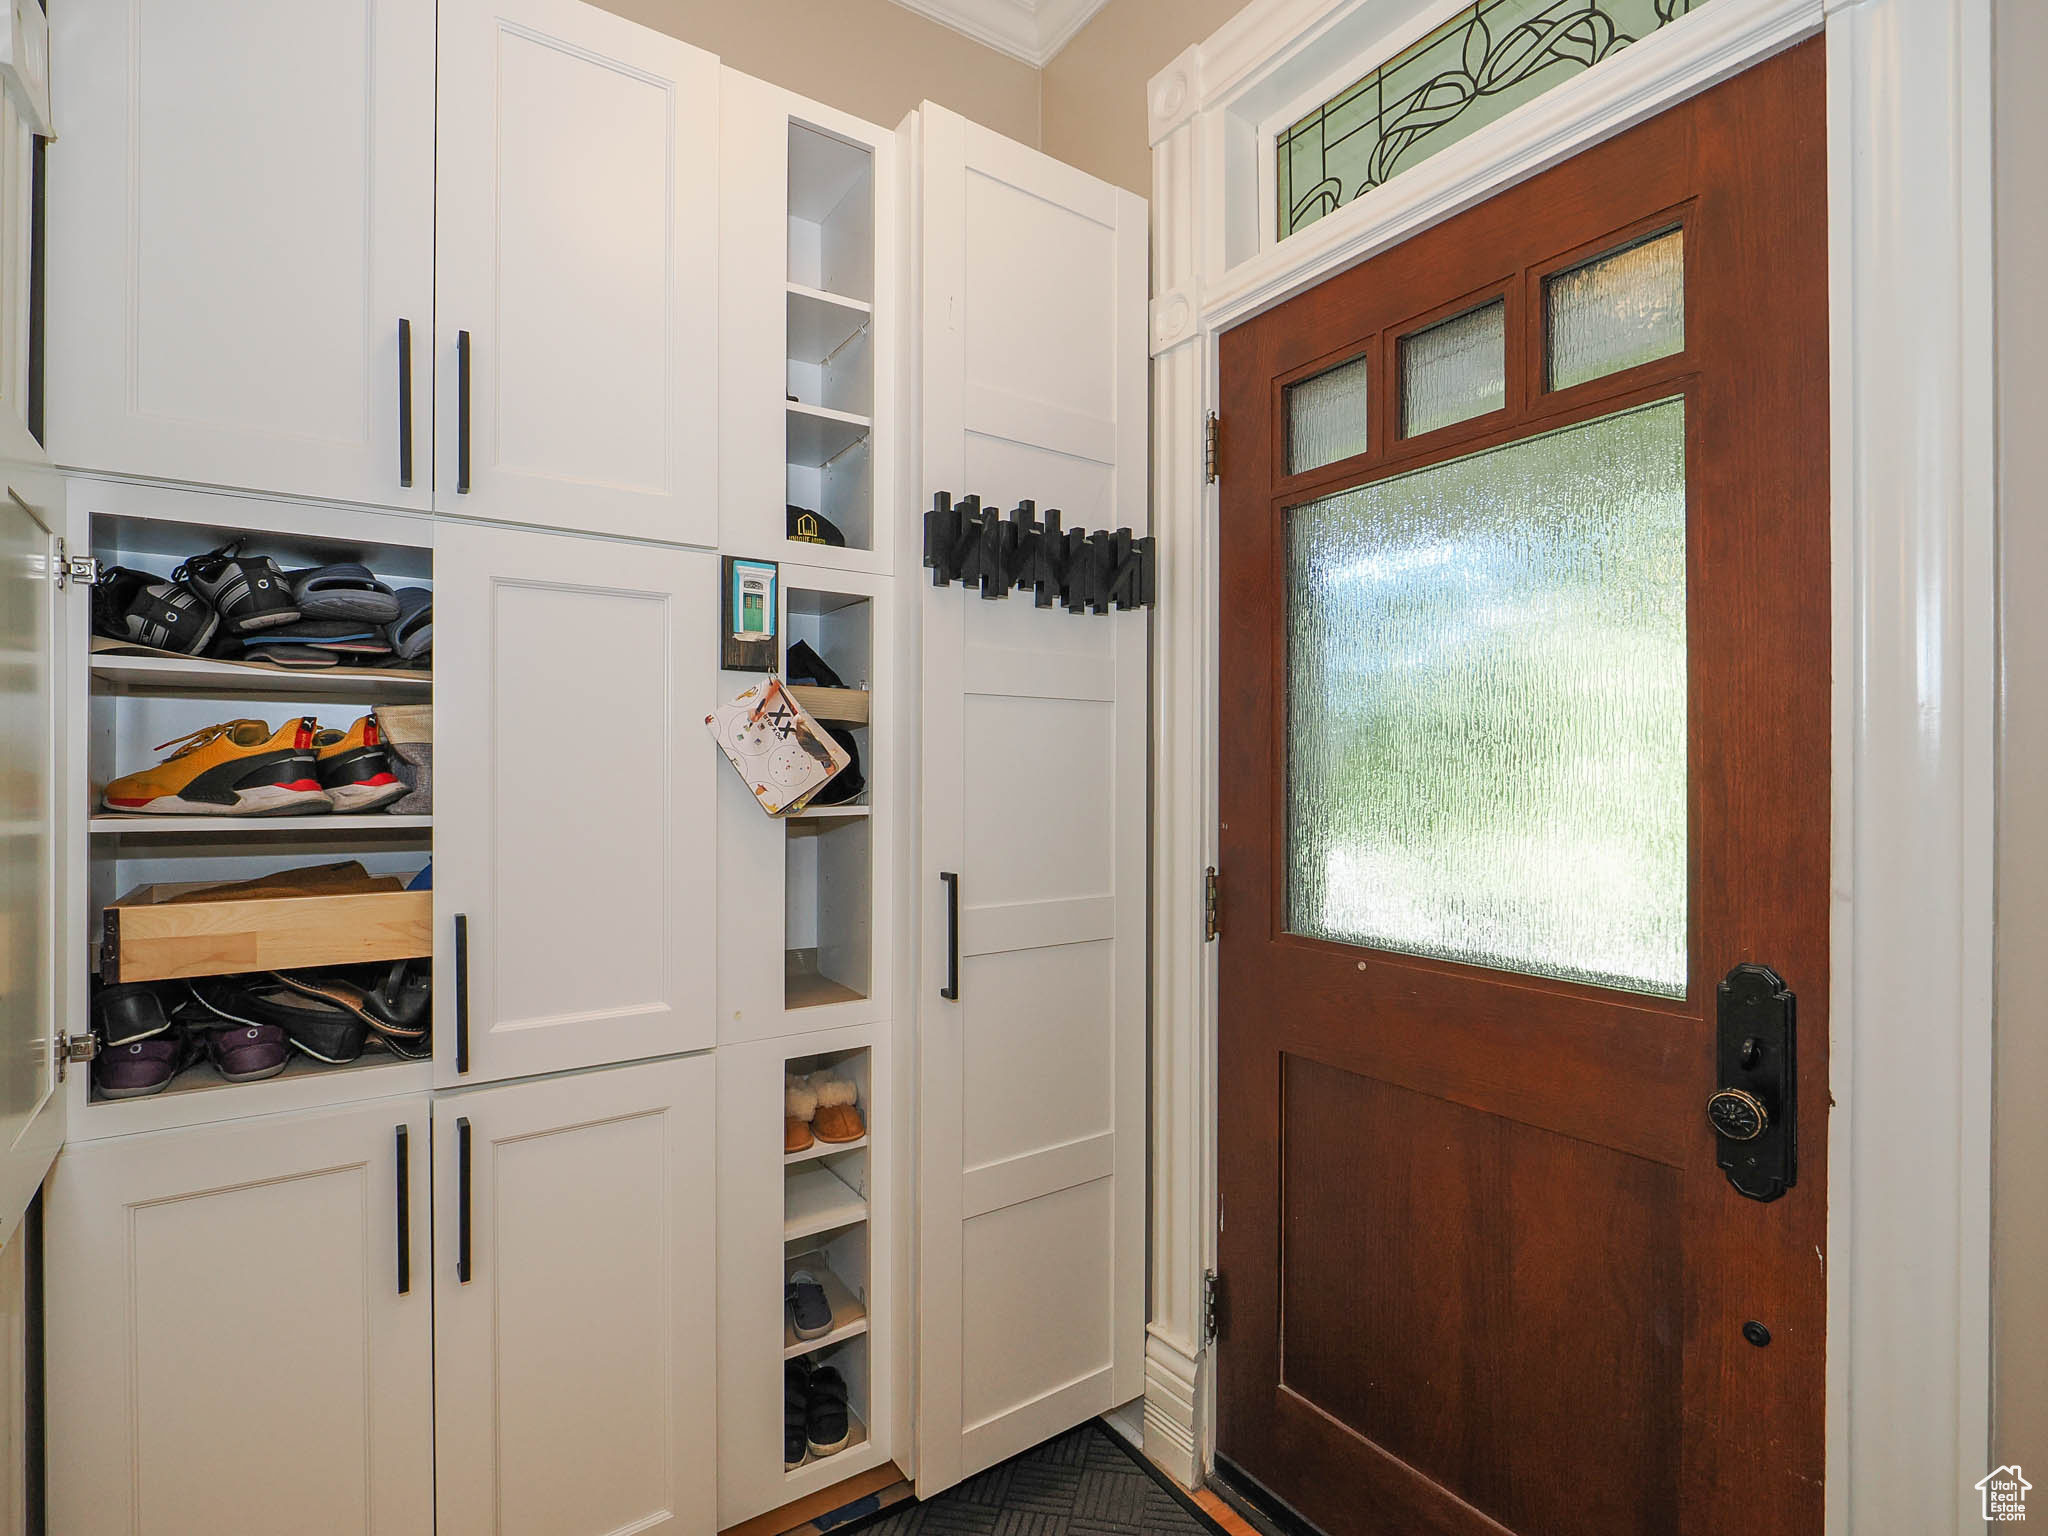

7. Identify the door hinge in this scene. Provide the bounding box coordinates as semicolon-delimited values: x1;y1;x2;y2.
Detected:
1204;413;1221;485
1203;866;1220;942
1203;1269;1223;1344
55;1030;97;1083
52;539;97;589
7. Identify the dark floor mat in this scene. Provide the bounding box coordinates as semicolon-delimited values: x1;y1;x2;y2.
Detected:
859;1422;1221;1536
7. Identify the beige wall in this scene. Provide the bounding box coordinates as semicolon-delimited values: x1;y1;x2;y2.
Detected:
590;0;1042;145
1041;0;1253;194
1994;0;2047;1475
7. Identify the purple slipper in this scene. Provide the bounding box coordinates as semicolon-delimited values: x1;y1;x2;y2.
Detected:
92;1033;192;1099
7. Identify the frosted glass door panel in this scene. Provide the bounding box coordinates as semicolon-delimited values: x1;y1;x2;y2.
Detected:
1286;354;1370;474
1285;398;1688;997
1400;300;1505;437
1548;228;1685;390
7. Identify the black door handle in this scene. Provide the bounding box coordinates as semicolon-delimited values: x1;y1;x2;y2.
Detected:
456;329;472;494
456;1115;473;1284
394;1124;411;1294
397;318;413;488
1708;963;1797;1201
940;871;959;1000
454;913;470;1075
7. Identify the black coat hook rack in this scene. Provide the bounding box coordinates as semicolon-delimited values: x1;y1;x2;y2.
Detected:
922;494;1156;612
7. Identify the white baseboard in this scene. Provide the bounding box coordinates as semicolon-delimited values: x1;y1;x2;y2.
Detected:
1141;1329;1201;1488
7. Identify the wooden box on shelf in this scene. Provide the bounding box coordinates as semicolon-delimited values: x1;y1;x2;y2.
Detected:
100;882;431;984
786;685;869;725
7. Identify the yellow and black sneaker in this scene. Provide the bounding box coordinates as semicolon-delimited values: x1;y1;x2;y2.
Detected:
312;716;408;814
101;718;333;816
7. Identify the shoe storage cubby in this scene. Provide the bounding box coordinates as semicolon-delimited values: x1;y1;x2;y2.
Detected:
74;488;435;1135
785;121;875;555
784;585;874;1009
718;1031;896;1525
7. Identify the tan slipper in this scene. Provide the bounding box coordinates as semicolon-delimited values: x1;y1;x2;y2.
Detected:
810;1071;865;1143
786;1116;814;1153
786;1073;818;1152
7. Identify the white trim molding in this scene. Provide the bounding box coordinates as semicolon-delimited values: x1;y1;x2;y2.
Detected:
879;0;1109;66
1145;0;1997;1529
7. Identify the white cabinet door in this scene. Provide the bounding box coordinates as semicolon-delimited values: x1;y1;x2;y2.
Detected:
433;522;717;1085
45;1098;434;1536
0;445;64;1243
914;105;1149;1495
434;1055;717;1536
45;0;435;507
435;0;718;544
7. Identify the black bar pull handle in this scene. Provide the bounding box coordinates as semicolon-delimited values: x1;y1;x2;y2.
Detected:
456;329;472;494
394;1124;411;1295
456;1116;473;1284
940;871;959;1000
453;913;470;1075
396;318;414;488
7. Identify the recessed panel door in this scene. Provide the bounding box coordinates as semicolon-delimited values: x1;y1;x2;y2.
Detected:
45;0;435;507
1216;44;1830;1536
435;0;718;544
433;1055;716;1536
916;104;1148;1496
433;522;717;1084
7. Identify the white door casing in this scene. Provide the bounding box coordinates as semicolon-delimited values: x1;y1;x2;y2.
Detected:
915;103;1149;1496
433;522;717;1086
45;1099;435;1536
435;0;719;544
432;1055;717;1536
44;0;435;508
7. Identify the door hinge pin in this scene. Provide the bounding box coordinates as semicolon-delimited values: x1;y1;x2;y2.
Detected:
1203;1269;1222;1344
1204;413;1221;485
1203;866;1220;942
55;1030;97;1082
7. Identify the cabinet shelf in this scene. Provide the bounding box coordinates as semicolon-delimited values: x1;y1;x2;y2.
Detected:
784;968;865;1010
784;1165;866;1240
786;284;870;365
786;1412;869;1481
784;804;868;823
91;814;432;836
100;883;431;985
782;1254;868;1356
786;402;870;467
90;643;432;699
786;684;868;725
785;1132;867;1166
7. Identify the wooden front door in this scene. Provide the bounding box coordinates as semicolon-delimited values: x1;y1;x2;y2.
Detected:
1215;43;1828;1536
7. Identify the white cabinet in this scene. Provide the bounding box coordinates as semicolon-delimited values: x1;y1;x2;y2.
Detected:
45;1098;435;1536
46;0;436;509
435;0;719;544
434;1055;717;1536
433;521;718;1085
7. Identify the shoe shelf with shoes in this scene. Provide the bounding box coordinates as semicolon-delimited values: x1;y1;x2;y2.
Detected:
783;1250;868;1357
88;639;433;701
783;1346;871;1476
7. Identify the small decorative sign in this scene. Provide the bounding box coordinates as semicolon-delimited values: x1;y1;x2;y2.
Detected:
721;556;779;672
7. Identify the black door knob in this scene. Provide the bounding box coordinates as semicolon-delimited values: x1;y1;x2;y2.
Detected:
1707;1087;1769;1142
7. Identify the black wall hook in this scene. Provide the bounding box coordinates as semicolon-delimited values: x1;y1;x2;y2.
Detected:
924;492;1154;612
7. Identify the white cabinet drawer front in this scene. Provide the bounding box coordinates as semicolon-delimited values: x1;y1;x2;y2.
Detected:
46;1100;433;1536
434;1056;716;1536
46;0;434;506
434;523;717;1084
435;0;717;544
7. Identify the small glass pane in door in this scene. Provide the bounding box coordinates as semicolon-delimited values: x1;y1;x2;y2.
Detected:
1400;300;1506;437
1285;397;1688;997
1547;228;1685;389
1286;355;1370;474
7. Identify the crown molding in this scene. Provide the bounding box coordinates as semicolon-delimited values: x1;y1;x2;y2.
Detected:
882;0;1111;66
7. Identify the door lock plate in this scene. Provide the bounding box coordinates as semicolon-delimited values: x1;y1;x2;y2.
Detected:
1709;963;1796;1202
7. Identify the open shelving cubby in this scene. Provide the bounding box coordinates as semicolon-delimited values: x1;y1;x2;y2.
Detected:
80;506;436;1132
786;120;874;555
784;584;873;1010
783;1044;873;1477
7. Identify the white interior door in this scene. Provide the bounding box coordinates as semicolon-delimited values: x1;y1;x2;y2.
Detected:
433;522;717;1085
44;0;435;507
914;104;1149;1494
433;1055;716;1536
46;1098;434;1536
0;461;64;1242
435;0;719;544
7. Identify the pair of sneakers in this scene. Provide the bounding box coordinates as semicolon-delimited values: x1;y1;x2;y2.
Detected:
101;715;406;817
783;1358;851;1471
